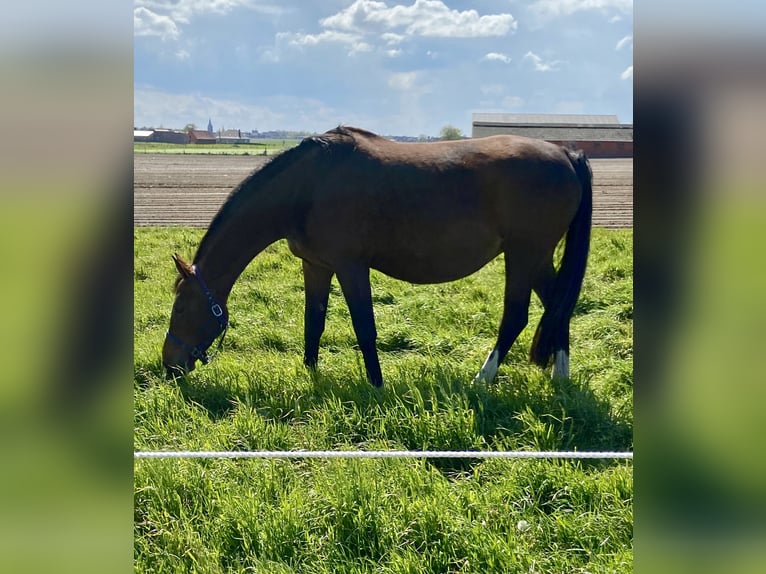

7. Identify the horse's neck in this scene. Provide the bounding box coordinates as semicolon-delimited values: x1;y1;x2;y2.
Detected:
194;191;291;302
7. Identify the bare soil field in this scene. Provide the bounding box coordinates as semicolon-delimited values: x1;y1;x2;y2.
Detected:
134;154;632;229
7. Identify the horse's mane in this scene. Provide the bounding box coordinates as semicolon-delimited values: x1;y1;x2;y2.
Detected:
324;125;382;141
192;126;380;264
192;134;324;264
303;125;383;151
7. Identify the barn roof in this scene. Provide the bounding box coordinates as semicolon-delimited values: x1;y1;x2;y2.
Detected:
134;129;154;138
480;125;633;142
472;113;621;125
189;130;216;140
471;113;632;142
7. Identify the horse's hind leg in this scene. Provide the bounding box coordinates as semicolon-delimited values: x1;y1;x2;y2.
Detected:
474;253;535;383
533;261;569;379
335;265;384;387
302;260;333;369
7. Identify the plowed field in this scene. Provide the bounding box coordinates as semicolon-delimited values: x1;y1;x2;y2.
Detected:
134;154;632;229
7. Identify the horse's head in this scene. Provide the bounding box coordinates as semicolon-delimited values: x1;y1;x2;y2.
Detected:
162;254;228;378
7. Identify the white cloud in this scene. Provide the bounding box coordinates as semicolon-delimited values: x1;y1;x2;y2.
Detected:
320;0;517;38
476;85;525;109
175;49;191;61
503;95;525;108
621;65;633;80
530;0;632;19
267;1;517;61
172;0;262;21
287;30;360;47
523;51;561;72
281;30;373;56
351;42;374;55
482;52;512;63
134;0;270;40
381;32;405;44
615;34;632;50
480;84;505;96
388;71;418;90
134;7;181;41
136;0;265;23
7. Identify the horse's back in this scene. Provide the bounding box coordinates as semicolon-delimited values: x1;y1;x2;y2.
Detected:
325;129;583;234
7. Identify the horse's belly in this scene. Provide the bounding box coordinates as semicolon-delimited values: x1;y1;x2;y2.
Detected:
373;258;496;284
371;234;502;284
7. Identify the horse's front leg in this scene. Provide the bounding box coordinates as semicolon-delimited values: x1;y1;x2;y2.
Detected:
335;265;383;387
302;260;334;369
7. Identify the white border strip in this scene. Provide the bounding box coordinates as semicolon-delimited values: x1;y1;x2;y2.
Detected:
135;450;633;460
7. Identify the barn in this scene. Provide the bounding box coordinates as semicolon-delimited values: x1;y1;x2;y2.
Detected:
133;129;154;142
216;129;249;145
471;113;633;158
189;130;216;144
150;128;190;144
134;128;189;144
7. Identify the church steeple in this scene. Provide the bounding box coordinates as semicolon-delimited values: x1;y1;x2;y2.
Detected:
207;118;214;134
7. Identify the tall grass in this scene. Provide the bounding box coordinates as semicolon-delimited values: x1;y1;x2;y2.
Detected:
135;227;633;573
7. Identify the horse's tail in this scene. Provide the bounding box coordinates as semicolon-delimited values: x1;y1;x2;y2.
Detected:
529;149;593;369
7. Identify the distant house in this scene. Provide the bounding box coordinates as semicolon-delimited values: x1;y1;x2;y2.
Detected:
151;128;190;144
189;130;217;144
217;129;249;144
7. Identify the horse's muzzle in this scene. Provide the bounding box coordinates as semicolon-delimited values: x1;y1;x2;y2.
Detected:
164;361;195;380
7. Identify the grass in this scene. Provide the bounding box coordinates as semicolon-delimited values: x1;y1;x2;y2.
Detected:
135;227;633;573
134;141;301;155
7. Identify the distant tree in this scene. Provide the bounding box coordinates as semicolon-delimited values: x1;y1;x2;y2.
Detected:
184;123;196;132
418;134;430;142
440;125;462;140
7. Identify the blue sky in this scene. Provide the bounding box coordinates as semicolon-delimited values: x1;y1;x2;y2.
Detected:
134;0;633;136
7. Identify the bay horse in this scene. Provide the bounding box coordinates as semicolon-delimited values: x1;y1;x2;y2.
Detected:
163;126;592;387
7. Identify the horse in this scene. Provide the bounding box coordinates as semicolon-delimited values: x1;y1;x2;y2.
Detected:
163;126;592;387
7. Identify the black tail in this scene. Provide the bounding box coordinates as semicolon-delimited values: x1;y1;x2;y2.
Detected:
529;149;593;368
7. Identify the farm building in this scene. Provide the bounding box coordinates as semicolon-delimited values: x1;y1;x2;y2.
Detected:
133;128;189;144
471;113;633;158
217;129;250;144
133;129;154;142
189;130;216;144
151;128;190;144
134;128;189;144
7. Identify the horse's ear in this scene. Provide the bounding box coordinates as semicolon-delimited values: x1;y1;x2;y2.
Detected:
172;254;193;278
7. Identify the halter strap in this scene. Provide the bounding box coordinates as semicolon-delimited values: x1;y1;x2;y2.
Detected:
165;265;229;366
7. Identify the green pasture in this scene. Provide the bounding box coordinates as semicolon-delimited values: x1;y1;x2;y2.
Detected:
134;140;301;155
134;227;633;573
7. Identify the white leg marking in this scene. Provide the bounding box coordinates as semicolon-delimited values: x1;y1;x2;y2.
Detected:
474;350;499;383
551;350;569;380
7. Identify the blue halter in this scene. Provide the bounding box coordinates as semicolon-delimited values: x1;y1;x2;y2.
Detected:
165;265;228;365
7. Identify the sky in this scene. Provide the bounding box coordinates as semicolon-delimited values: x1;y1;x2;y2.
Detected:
134;0;633;137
